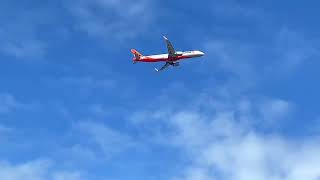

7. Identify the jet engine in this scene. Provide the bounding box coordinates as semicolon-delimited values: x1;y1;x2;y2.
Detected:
172;62;180;67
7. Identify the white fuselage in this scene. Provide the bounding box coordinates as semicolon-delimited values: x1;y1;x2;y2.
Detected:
139;50;205;62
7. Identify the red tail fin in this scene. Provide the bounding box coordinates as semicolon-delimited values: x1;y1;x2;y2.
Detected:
131;49;143;61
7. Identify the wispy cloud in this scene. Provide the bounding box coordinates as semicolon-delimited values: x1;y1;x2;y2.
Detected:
68;0;153;41
272;27;318;73
257;98;293;124
0;93;39;114
0;6;48;60
210;1;263;20
202;26;318;91
72;121;135;158
0;159;84;180
0;93;19;114
46;73;137;100
0;39;46;60
191;0;319;89
203;40;258;88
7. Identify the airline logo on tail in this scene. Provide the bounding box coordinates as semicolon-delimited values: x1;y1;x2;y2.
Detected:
131;49;143;62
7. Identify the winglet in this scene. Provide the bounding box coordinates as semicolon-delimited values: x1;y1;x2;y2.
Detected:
163;35;168;40
154;67;159;72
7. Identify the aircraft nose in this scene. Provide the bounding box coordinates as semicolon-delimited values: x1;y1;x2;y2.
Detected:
199;51;205;56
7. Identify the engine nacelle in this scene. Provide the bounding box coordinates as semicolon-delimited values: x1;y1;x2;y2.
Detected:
172;62;180;67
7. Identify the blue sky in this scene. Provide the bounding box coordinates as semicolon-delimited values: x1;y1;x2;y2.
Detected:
1;0;320;179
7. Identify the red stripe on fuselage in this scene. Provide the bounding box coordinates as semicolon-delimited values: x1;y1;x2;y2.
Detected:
137;55;194;62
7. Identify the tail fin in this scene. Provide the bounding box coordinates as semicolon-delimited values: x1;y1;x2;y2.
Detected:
131;49;143;61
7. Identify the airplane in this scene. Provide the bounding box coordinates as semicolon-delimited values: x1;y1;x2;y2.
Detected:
131;36;205;72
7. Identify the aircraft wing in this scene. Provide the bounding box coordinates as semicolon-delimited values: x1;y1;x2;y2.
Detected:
163;36;176;58
155;62;170;72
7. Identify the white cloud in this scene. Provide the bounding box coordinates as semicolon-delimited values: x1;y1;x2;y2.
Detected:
0;93;19;113
1;39;46;60
68;0;153;41
0;159;84;180
128;83;319;180
273;27;318;73
0;93;39;114
196;133;320;180
88;104;128;118
166;108;320;180
172;108;320;180
175;167;214;180
210;1;262;20
258;98;292;124
0;7;48;60
202;27;318;91
203;40;256;83
61;144;98;164
197;1;318;87
74;121;135;158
